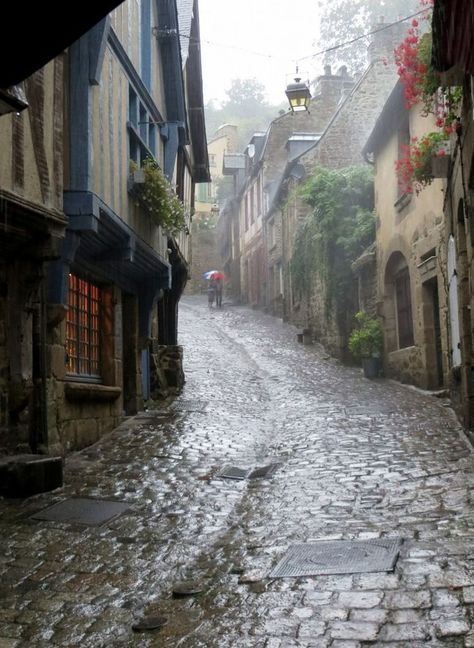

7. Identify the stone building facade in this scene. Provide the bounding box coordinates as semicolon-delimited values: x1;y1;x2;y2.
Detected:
279;28;400;358
0;58;67;454
431;0;474;427
363;82;448;390
0;0;209;462
237;69;350;310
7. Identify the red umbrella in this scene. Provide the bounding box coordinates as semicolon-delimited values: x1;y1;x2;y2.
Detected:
209;271;224;280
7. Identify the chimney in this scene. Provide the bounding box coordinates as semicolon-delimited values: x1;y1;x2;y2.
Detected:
368;17;406;64
314;63;353;99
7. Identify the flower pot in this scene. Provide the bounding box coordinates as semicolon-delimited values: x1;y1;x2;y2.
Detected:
361;357;381;379
431;154;450;178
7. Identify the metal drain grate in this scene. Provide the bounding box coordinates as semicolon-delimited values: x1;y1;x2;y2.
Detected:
248;463;281;479
268;538;402;578
30;497;130;526
172;400;208;412
215;466;251;480
345;406;394;416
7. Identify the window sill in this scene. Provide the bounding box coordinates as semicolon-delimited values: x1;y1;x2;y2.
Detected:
65;382;122;403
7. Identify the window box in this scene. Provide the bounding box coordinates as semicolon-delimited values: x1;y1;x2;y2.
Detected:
431;153;450;178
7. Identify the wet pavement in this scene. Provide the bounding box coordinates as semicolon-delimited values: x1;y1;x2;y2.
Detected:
1;295;474;646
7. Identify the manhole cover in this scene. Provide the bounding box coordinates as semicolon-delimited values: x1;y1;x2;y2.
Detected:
215;466;251;480
268;538;402;577
30;497;130;526
132;615;168;632
345;406;394;416
172;581;204;597
248;463;281;479
172;400;208;412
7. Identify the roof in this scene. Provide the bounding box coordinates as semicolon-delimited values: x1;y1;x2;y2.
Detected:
431;0;474;75
0;1;124;87
176;0;193;65
361;81;404;157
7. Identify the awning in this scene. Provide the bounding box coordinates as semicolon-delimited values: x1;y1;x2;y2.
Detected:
431;0;474;75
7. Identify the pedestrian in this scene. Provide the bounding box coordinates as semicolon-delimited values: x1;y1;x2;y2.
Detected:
207;278;216;307
215;277;223;308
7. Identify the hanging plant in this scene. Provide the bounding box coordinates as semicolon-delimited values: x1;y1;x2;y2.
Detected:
392;5;462;194
129;158;186;236
395;131;450;195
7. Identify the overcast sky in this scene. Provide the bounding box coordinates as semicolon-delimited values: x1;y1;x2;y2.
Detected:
198;0;322;106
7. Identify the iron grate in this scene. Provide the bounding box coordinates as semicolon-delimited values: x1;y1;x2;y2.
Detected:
268;538;402;578
172;400;208;413
30;497;130;527
215;466;251;480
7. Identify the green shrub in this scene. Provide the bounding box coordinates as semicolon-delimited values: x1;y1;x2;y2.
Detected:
348;311;383;360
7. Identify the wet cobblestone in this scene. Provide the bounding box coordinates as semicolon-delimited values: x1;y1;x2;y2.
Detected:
2;296;474;645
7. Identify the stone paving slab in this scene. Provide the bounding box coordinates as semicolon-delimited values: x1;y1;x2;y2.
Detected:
1;296;474;646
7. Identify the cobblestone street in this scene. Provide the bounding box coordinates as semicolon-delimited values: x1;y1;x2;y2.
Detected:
2;295;474;647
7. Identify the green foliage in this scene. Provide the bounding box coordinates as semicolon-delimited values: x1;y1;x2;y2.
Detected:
130;158;186;236
291;166;375;322
348;310;383;359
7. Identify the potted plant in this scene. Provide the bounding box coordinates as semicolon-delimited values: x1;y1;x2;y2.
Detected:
348;310;383;379
392;16;462;195
129;158;186;235
395;131;450;195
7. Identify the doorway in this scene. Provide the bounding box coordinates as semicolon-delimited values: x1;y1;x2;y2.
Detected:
422;278;444;389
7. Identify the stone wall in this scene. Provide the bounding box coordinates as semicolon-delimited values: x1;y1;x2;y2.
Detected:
150;344;185;400
46;287;123;454
186;222;220;294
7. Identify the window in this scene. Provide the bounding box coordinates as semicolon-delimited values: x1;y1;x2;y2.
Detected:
128;85;159;167
395;267;414;348
66;274;101;379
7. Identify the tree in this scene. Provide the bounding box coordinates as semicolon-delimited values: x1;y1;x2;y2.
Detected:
204;77;287;151
222;78;267;116
316;0;421;74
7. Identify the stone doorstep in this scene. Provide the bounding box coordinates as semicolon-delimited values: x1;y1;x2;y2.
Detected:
0;454;63;498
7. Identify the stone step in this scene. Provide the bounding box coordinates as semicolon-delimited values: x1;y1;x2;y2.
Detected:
0;454;63;498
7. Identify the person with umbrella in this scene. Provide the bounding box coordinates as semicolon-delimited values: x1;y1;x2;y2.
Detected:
207;277;216;307
215;275;223;308
203;271;224;308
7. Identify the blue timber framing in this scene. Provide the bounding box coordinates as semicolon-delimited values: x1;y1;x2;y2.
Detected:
49;191;171;338
155;0;188;178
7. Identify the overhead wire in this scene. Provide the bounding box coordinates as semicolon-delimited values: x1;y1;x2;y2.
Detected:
162;7;431;63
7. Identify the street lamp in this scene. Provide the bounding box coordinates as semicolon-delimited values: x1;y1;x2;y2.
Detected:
285;68;311;113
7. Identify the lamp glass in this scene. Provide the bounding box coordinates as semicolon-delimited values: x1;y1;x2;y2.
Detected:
285;82;311;113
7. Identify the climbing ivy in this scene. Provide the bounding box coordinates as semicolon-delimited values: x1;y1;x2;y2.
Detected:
291;165;375;322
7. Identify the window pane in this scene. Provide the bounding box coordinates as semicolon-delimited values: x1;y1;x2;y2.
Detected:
66;274;101;378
